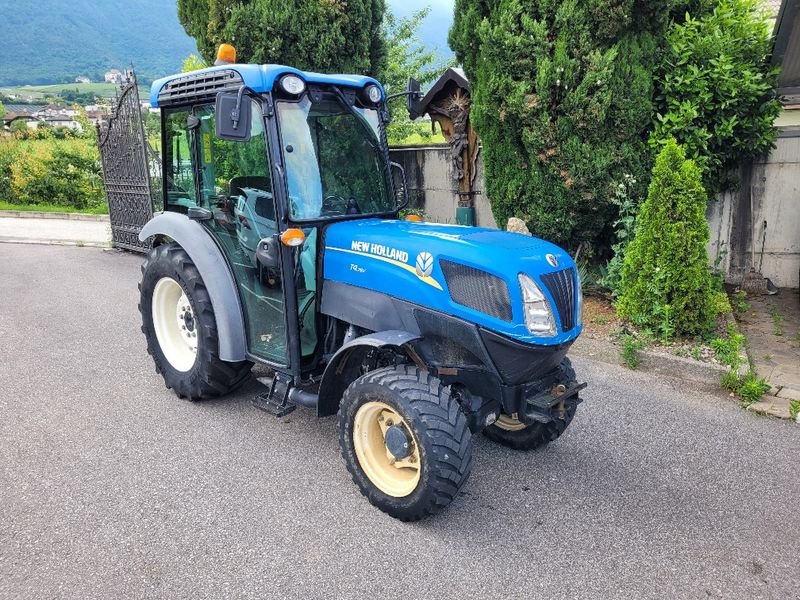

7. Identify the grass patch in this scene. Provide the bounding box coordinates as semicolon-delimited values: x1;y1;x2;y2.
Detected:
790;401;800;422
730;290;751;315
0;201;108;215
620;333;644;369
768;306;785;336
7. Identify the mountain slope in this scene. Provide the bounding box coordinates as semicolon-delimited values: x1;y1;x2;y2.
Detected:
0;0;197;85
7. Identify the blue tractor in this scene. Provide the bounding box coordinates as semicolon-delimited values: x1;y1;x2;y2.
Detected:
138;46;586;520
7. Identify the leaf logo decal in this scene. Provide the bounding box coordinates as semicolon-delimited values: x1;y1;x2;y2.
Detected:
415;251;434;278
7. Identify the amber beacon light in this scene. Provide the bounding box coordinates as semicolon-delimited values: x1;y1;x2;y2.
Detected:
215;44;237;65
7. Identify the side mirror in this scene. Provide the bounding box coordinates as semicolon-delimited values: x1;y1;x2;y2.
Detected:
391;162;409;210
215;88;252;142
406;78;422;120
256;235;281;269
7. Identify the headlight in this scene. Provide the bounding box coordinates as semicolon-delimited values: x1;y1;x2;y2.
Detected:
279;74;306;95
518;273;556;336
364;84;382;103
576;269;584;328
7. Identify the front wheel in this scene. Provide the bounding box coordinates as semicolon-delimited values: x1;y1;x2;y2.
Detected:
338;365;472;521
139;243;252;400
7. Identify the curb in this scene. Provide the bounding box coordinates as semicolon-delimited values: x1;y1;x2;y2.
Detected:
0;238;111;249
747;395;797;420
573;340;731;389
0;210;110;222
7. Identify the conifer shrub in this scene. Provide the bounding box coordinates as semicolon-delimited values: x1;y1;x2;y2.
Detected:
616;139;715;336
449;1;669;250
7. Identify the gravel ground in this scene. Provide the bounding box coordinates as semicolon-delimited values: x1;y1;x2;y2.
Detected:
1;244;799;600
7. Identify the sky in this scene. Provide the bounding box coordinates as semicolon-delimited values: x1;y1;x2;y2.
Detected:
388;0;456;58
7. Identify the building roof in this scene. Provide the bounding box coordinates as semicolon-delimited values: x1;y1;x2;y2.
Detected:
3;104;45;114
149;63;383;108
773;0;800;103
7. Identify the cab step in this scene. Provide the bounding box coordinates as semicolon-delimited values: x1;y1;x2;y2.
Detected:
252;374;296;417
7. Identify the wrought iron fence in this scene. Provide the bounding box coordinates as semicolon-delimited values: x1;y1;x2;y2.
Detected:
97;73;153;252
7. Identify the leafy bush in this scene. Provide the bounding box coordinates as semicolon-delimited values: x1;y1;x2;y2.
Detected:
602;173;640;296
616;139;715;337
0;137;104;211
449;0;669;251
652;0;780;191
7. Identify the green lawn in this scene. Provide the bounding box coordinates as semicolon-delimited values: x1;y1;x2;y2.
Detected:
0;201;108;215
1;82;148;100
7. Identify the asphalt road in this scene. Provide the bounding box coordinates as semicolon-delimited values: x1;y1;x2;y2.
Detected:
1;244;799;600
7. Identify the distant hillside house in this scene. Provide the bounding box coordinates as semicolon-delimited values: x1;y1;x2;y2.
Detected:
75;76;91;84
104;69;123;84
1;104;45;128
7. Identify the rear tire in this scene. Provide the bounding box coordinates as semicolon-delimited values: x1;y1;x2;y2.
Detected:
483;358;580;451
139;243;252;400
338;365;472;521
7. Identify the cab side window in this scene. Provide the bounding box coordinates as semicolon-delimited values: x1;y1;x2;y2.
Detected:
164;109;198;211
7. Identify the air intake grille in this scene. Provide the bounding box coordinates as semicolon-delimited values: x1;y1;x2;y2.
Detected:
158;69;243;107
440;260;512;322
540;268;576;332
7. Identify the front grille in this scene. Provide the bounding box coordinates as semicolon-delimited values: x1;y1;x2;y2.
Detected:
158;69;243;107
440;260;513;322
540;268;576;332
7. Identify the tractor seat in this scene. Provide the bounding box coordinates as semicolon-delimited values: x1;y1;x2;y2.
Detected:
229;176;271;196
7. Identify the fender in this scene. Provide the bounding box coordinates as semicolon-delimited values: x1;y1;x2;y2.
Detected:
139;212;247;362
317;330;421;417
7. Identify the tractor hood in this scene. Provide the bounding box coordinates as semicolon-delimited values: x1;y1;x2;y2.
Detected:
323;219;582;345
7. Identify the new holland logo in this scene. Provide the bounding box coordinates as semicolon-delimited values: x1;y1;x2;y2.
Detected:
546;253;559;268
415;252;434;278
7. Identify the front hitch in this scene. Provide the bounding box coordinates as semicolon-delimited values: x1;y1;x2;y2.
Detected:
523;380;587;424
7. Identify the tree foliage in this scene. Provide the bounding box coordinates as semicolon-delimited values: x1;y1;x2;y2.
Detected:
652;0;780;191
383;8;452;144
450;0;670;250
177;0;386;76
616;139;715;337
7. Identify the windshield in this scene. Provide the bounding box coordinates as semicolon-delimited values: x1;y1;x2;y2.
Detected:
276;95;393;220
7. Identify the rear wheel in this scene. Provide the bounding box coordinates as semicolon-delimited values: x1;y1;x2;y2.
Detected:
484;358;580;451
338;365;472;521
139;243;252;400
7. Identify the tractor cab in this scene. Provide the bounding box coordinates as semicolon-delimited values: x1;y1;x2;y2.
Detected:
151;56;399;370
138;45;586;521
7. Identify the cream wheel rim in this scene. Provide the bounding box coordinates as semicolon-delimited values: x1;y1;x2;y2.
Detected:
152;277;198;372
352;401;421;498
494;414;528;432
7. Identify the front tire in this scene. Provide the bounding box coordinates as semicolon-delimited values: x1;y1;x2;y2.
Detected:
483;358;580;451
338;365;472;521
139;243;252;400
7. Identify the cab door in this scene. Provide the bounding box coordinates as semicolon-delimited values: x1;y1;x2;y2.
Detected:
163;101;292;365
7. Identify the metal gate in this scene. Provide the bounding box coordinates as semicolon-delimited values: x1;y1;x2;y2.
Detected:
97;73;153;252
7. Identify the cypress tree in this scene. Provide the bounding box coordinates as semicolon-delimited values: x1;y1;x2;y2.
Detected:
449;1;669;250
178;0;386;77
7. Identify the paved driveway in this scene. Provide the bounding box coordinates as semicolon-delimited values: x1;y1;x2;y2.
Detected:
1;245;798;599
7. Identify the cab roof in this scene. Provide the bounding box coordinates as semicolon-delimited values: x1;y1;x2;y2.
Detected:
149;63;383;108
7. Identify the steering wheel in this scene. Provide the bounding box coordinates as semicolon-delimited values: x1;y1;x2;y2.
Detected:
321;194;347;216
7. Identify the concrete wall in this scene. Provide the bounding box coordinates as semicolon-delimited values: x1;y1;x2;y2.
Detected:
393;135;799;288
708;129;800;288
389;145;497;228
